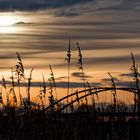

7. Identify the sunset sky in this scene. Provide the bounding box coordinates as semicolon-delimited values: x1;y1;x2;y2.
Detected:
0;0;140;94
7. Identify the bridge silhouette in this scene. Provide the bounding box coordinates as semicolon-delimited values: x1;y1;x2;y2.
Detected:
45;87;140;116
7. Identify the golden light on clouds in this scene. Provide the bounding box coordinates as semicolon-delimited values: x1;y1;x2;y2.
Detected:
0;14;28;33
0;26;20;33
0;15;17;26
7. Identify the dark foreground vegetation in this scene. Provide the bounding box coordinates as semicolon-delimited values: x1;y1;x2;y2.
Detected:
0;107;140;140
0;42;140;140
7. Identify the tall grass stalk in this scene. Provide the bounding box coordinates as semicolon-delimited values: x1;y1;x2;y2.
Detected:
2;76;9;106
10;68;17;107
49;65;57;99
65;39;71;109
108;72;117;112
38;85;44;109
130;52;140;112
42;74;46;98
48;65;57;111
76;90;80;106
15;52;25;109
87;81;96;109
27;68;34;110
77;42;87;104
38;75;47;110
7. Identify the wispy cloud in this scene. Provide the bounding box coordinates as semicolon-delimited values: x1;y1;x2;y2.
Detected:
71;72;92;79
101;77;119;83
99;0;140;11
119;73;140;78
0;80;100;88
101;77;135;88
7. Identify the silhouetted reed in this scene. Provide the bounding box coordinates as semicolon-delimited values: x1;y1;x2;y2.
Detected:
65;39;71;109
108;72;117;112
15;52;25;108
130;52;140;113
77;42;88;105
10;68;17;107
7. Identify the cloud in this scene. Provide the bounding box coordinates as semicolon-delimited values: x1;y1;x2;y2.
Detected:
71;72;92;79
55;76;67;81
119;73;140;78
101;77;119;83
47;0;122;16
99;0;140;11
0;0;139;16
100;77;135;88
0;0;139;19
50;0;140;17
54;10;79;17
0;80;100;88
0;0;94;12
83;55;140;65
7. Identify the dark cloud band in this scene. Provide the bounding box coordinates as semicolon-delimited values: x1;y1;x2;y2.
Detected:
0;0;94;11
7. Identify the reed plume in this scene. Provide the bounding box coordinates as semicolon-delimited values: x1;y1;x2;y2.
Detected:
15;52;25;108
77;42;87;104
48;65;57;99
65;39;71;107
